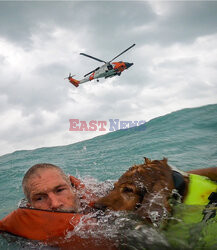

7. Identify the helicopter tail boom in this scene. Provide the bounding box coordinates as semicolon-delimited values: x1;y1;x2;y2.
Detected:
68;75;80;87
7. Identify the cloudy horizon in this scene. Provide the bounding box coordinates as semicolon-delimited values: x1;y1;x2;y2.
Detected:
0;1;217;156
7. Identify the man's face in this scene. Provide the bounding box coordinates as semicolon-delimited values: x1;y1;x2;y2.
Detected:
26;168;80;212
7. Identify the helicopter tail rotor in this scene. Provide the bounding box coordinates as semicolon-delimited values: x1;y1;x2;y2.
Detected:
64;73;80;87
64;73;75;80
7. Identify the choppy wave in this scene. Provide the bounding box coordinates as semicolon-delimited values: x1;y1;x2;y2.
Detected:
0;103;217;249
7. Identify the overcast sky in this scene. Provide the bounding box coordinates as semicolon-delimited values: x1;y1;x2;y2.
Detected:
0;1;217;156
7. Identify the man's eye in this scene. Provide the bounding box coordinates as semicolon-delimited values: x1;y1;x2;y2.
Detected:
57;188;65;193
35;197;43;201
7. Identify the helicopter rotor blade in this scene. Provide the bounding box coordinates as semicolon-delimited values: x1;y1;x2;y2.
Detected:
84;70;95;78
84;67;100;77
80;53;106;63
109;43;136;63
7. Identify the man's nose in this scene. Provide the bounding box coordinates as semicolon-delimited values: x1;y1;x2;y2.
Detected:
48;194;63;210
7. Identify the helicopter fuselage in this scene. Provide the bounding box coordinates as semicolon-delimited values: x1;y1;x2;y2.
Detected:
79;61;133;84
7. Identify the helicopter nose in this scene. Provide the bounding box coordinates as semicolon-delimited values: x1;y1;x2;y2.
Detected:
125;62;133;69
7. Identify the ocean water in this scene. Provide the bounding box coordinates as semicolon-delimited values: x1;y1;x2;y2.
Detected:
0;103;217;249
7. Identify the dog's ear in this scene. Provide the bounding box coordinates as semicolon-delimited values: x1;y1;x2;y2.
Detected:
144;157;151;164
136;162;174;225
162;157;168;164
136;181;173;225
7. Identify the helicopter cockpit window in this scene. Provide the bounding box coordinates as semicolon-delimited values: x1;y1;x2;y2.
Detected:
107;64;113;70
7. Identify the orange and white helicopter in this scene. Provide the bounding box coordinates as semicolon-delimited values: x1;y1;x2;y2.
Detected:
65;44;135;87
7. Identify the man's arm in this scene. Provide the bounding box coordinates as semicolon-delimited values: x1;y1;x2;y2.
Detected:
187;167;217;181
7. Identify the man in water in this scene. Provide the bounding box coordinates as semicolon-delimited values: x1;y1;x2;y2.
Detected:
22;163;81;212
0;163;117;249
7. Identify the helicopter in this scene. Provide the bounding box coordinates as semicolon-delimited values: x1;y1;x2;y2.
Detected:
65;43;135;87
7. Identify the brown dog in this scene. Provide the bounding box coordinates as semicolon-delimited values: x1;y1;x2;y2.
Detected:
94;157;217;225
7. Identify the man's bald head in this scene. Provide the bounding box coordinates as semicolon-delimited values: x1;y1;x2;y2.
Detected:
22;163;69;202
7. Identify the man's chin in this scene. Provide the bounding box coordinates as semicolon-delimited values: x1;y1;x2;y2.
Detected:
54;207;78;213
27;205;78;213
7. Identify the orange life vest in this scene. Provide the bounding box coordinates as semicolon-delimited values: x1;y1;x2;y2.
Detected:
0;176;117;250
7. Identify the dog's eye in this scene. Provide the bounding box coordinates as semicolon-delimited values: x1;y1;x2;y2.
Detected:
122;187;134;193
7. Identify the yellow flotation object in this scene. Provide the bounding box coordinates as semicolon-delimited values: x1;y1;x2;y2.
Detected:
184;174;217;205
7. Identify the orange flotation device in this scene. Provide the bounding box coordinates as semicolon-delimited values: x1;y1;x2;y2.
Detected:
0;176;117;250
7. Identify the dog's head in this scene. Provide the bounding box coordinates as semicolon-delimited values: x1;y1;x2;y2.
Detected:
94;157;175;223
